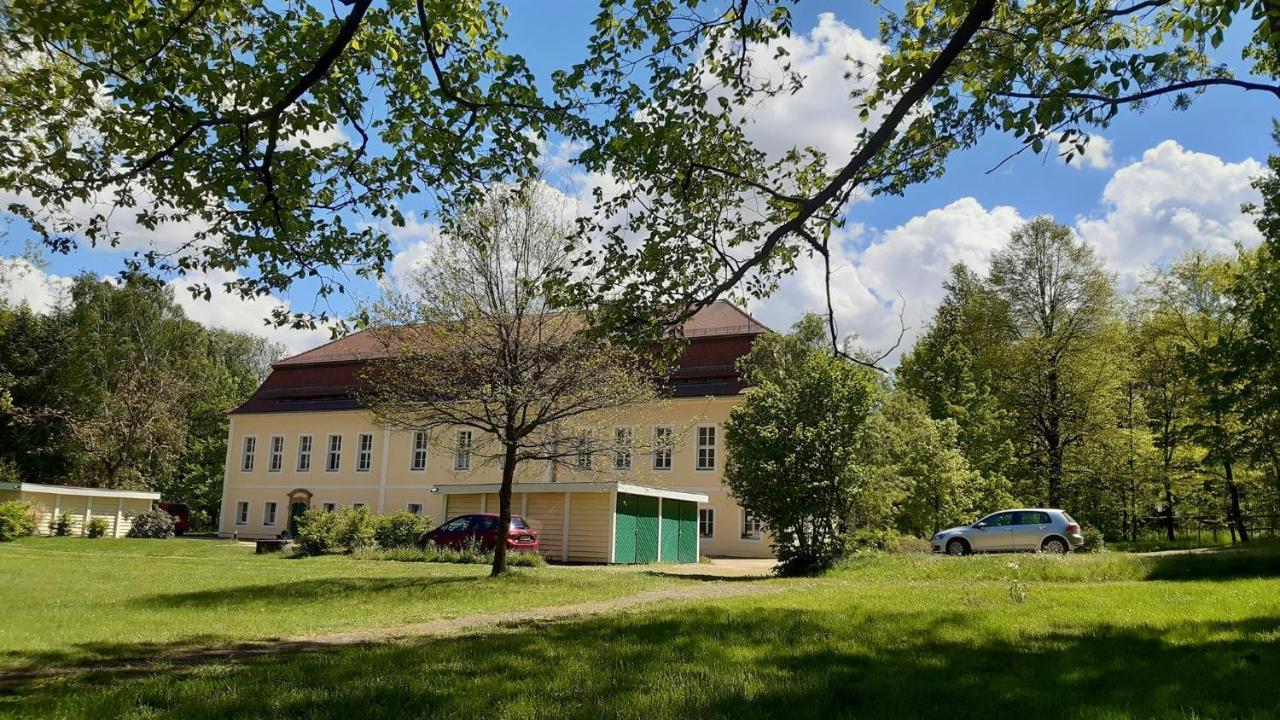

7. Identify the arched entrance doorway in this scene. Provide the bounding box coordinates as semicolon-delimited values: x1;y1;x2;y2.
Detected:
286;488;313;535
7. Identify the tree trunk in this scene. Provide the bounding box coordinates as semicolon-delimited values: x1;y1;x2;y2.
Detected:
490;441;518;577
1046;369;1063;508
1163;479;1176;542
1224;459;1249;543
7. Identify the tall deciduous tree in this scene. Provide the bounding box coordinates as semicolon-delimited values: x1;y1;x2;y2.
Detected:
988;218;1118;508
897;264;1015;486
1149;253;1254;541
360;184;658;576
864;390;1011;537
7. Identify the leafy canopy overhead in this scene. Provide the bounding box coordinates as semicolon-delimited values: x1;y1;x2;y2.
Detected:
3;0;1278;343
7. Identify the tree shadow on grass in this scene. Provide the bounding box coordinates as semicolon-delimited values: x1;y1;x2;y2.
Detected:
1141;547;1280;581
141;575;478;608
4;604;1278;719
0;576;480;677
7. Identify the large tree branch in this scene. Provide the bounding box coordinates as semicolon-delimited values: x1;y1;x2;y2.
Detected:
995;76;1280;106
672;0;996;360
70;0;374;189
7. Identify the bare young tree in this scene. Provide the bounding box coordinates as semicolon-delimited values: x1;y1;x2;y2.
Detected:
988;217;1118;508
360;183;659;575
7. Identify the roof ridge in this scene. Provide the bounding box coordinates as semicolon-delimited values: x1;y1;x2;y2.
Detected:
273;328;371;367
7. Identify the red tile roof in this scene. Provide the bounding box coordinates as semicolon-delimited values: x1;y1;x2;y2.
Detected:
233;301;768;414
272;300;769;368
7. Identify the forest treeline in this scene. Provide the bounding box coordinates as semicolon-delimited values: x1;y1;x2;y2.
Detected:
0;275;282;526
880;156;1280;542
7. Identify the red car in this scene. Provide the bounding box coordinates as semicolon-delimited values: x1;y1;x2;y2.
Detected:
157;502;191;536
418;513;540;553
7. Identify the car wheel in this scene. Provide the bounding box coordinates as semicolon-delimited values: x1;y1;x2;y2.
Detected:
1041;537;1069;554
945;538;970;556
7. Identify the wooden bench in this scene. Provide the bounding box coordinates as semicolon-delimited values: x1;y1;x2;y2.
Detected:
255;539;292;554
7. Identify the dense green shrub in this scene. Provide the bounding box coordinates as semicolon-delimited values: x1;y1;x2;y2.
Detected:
0;501;35;541
374;511;434;549
846;528;900;553
51;513;72;536
1078;525;1106;553
335;505;376;552
126;509;176;539
355;545;545;567
85;517;110;538
294;508;340;556
894;535;934;554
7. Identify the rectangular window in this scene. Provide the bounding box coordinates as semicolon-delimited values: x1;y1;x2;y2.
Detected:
407;503;423;516
696;426;717;471
235;501;249;525
263;502;278;526
613;427;633;471
352;502;367;510
454;430;472;471
356;433;374;472
326;434;342;472
575;433;592;469
240;436;256;472
321;502;336;513
699;508;715;539
742;510;763;540
268;436;284;472
297;434;313;472
411;431;428;471
652;426;673;471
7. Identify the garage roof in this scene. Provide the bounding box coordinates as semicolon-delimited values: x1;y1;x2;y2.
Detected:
0;481;161;501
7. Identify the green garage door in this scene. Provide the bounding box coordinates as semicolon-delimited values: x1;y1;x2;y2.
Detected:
660;500;680;562
677;500;698;563
614;493;661;564
634;495;660;563
614;493;638;563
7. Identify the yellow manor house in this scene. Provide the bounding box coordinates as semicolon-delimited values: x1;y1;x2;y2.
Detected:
218;301;773;562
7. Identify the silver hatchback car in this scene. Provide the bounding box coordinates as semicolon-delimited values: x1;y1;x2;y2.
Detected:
931;509;1084;555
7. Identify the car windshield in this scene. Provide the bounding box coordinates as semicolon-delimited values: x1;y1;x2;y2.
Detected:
510;517;528;529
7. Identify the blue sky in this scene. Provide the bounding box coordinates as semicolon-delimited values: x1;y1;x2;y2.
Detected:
2;2;1275;358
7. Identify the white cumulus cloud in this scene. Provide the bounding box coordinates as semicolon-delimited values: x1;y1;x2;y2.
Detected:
1076;140;1262;283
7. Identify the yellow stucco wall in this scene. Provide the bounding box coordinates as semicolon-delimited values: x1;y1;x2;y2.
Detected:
220;396;775;558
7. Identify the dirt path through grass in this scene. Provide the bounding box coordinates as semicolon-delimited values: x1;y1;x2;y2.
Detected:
1;580;779;686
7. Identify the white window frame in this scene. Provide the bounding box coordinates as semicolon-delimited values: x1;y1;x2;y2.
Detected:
652;426;673;471
613;427;633;471
235;501;249;525
356;432;374;473
352;502;367;510
410;431;429;471
321;502;336;513
699;508;715;539
454;430;473;471
263;501;278;527
268;435;285;473
297;434;313;472
575;433;592;469
240;436;257;472
407;503;423;516
695;425;717;471
741;509;763;541
325;434;342;473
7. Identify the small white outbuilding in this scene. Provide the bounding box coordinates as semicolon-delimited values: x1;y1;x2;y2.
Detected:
0;481;160;538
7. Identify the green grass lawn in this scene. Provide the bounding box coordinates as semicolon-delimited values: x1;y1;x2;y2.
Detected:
0;537;702;672
4;540;1280;719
